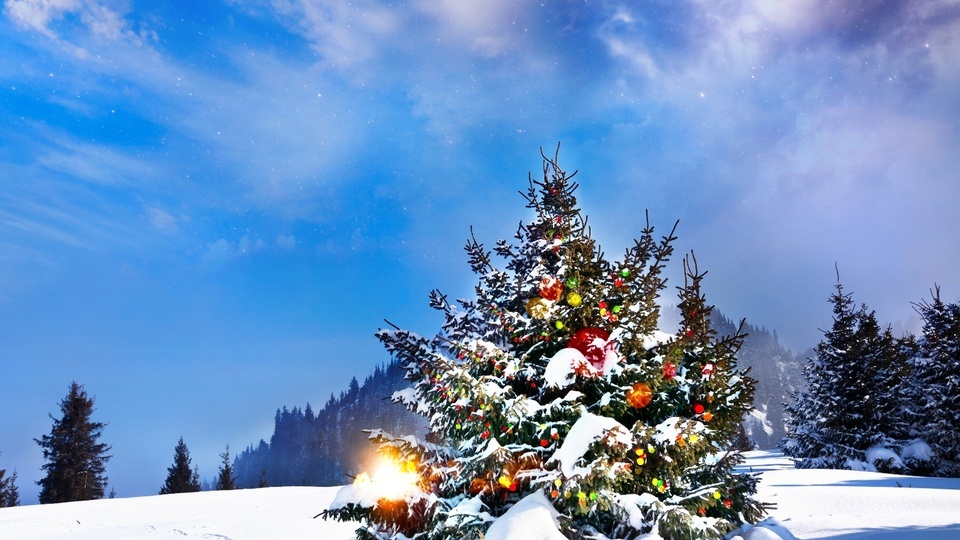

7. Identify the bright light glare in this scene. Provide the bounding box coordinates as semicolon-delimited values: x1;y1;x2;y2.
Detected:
354;456;420;501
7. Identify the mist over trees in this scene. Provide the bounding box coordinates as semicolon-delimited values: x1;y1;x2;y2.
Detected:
232;361;424;488
664;306;805;450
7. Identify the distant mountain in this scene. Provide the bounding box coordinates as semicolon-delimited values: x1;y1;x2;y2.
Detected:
234;310;807;486
710;312;807;449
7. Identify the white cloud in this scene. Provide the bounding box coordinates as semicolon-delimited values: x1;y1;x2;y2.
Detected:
275;234;297;250
146;207;178;233
4;0;143;46
4;0;81;38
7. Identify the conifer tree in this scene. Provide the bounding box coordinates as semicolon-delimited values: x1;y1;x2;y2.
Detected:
782;280;914;472
910;287;960;476
159;437;202;494
216;446;237;490
258;469;269;488
1;457;21;507
35;381;112;503
323;149;765;539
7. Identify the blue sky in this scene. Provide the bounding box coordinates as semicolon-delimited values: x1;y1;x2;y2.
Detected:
1;0;958;501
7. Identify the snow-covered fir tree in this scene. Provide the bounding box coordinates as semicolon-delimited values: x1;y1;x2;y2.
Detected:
323;149;766;539
781;280;915;473
910;287;960;476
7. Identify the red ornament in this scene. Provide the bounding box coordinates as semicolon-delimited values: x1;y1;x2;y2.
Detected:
567;327;610;370
626;382;653;408
693;403;705;414
724;498;732;508
539;276;564;302
662;362;677;380
540;439;549;447
702;363;716;378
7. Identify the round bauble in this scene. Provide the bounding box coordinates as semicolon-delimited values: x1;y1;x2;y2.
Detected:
567;327;609;369
538;276;564;302
566;291;582;307
525;297;551;319
626;382;653;408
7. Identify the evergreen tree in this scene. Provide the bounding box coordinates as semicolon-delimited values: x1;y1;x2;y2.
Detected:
910;287;960;476
731;424;756;452
1;457;21;507
159;437;202;494
35;381;112;503
782;280;914;472
323;149;766;539
258;468;269;488
215;446;237;490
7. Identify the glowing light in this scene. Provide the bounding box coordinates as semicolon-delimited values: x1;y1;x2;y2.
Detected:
353;455;421;501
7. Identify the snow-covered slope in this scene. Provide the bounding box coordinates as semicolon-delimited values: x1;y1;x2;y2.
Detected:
740;450;960;539
2;451;959;539
0;486;356;539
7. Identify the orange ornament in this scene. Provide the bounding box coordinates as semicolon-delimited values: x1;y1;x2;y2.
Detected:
538;276;564;302
626;382;653;408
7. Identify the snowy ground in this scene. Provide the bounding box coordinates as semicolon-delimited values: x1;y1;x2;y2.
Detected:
2;450;959;539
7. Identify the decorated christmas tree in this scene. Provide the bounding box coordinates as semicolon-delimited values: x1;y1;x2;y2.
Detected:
323;148;766;539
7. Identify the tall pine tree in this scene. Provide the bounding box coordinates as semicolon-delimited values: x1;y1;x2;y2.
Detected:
910;287;960;476
782;280;914;472
159;437;202;494
35;381;112;503
323;149;765;539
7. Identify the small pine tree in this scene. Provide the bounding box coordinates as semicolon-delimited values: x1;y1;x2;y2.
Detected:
910;287;960;476
35;381;112;503
258;468;269;488
160;437;202;494
1;459;22;508
215;446;237;490
782;280;914;472
322;148;766;539
731;423;756;452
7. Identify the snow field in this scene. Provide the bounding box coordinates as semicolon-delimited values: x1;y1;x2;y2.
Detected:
2;450;959;539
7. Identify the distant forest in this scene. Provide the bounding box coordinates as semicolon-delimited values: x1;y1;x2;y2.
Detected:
233;310;805;488
232;361;424;488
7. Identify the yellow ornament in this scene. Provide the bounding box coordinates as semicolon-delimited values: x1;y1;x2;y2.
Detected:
525;297;551;319
566;292;583;307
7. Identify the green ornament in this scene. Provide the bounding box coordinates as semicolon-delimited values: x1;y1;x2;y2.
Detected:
621;269;630;277
565;277;579;288
555;320;564;330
